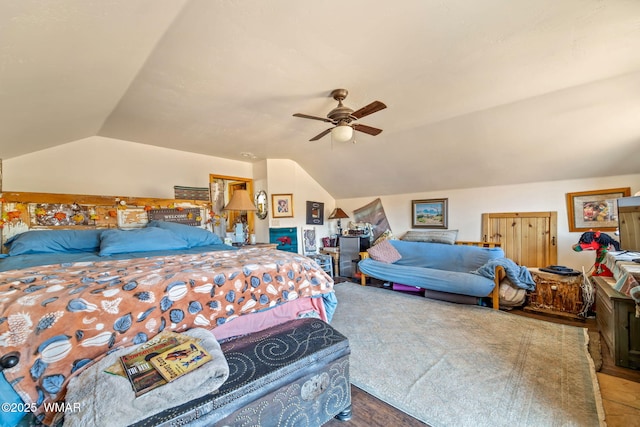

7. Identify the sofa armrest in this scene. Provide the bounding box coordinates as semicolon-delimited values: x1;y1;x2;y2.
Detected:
359;252;369;286
489;265;506;310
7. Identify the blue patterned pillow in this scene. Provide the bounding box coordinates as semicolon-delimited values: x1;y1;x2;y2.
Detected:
99;228;189;256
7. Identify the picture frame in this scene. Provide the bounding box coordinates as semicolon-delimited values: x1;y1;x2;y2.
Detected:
302;227;317;255
271;194;294;218
411;198;448;229
566;187;630;232
306;201;324;225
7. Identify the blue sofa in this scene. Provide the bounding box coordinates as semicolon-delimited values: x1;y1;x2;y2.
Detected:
358;240;506;309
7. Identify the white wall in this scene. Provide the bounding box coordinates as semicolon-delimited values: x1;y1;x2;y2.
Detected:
336;174;640;272
266;159;335;251
3;138;336;254
3;136;252;198
4;137;637;263
251;160;269;243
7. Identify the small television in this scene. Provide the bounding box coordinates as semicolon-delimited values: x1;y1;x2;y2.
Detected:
617;196;640;252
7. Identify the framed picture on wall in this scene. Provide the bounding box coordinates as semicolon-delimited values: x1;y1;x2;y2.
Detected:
306;201;324;225
566;187;630;232
411;198;448;229
272;194;294;218
302;227;317;255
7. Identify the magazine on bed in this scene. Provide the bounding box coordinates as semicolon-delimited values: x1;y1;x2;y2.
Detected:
150;341;212;382
120;337;181;396
105;331;197;378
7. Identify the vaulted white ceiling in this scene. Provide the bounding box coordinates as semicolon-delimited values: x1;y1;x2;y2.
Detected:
2;0;639;199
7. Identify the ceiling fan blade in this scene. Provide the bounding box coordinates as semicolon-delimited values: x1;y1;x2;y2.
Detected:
309;128;332;141
350;101;387;119
293;113;333;123
353;123;383;136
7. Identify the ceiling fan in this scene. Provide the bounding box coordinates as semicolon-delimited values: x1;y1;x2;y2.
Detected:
293;89;386;142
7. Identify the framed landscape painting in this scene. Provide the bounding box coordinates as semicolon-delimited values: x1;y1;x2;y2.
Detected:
412;198;448;229
566;187;630;232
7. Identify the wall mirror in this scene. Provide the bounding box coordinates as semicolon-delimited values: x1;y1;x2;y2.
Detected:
209;174;254;238
255;190;268;220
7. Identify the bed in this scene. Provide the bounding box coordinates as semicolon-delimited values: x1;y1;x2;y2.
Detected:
0;193;336;427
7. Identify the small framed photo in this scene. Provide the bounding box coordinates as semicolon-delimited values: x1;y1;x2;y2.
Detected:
412;198;448;229
306;201;324;225
566;187;630;232
272;194;294;218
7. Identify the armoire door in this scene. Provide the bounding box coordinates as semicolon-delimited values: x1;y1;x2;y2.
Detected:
481;211;557;268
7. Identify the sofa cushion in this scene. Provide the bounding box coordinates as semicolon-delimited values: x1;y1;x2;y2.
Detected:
367;240;402;263
389;240;504;273
401;230;458;245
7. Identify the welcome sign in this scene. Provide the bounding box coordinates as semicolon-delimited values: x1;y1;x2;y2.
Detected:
148;208;202;226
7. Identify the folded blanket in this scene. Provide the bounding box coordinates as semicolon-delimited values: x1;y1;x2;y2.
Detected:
64;328;229;427
472;258;536;291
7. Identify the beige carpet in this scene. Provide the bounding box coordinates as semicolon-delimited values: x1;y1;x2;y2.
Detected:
331;283;605;427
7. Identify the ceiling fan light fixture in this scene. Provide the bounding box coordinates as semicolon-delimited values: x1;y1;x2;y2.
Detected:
331;124;353;143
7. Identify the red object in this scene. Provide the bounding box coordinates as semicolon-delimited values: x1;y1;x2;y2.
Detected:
7;211;21;220
276;236;292;245
572;230;619;277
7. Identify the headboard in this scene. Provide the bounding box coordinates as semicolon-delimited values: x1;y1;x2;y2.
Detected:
0;191;211;251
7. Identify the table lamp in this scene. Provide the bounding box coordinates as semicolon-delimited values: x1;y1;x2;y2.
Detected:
224;189;257;245
328;208;349;236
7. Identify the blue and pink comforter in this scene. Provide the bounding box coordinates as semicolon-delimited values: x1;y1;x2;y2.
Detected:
0;247;334;424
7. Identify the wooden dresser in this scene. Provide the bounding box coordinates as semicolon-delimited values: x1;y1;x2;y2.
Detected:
592;276;640;369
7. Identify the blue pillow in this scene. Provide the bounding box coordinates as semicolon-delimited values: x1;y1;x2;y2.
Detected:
4;229;103;256
99;228;189;256
147;220;223;247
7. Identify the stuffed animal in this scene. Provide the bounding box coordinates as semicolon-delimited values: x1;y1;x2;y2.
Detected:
572;230;620;276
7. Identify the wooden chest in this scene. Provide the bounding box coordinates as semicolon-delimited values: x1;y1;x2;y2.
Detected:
133;318;352;426
525;268;586;319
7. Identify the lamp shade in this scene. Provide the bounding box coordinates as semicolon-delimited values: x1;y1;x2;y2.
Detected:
224;189;258;211
331;125;353;143
328;208;349;219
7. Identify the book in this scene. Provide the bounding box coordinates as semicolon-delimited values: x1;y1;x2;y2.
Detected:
119;336;181;396
150;341;212;382
105;331;196;378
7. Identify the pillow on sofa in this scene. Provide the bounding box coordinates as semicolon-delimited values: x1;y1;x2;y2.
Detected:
99;227;189;256
367;239;402;263
5;229;103;255
147;220;222;247
400;230;458;245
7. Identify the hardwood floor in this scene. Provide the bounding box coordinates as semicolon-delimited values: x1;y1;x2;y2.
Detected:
327;279;640;426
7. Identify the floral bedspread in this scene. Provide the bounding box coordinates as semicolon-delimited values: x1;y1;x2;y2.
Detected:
0;247;333;422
